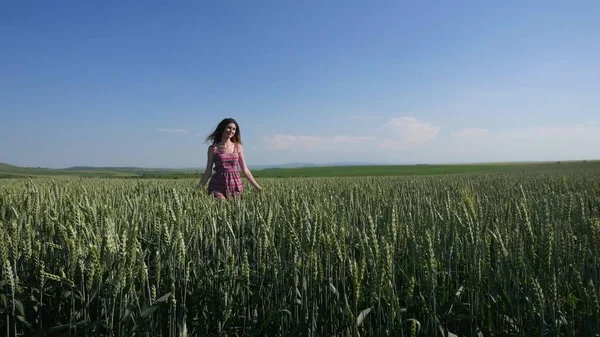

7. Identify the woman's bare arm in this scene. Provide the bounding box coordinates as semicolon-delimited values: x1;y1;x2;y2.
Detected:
237;144;262;191
196;146;214;189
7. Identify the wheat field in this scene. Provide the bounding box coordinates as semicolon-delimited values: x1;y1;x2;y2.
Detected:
1;172;600;336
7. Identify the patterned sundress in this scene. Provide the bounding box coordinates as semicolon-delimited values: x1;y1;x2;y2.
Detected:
207;144;243;199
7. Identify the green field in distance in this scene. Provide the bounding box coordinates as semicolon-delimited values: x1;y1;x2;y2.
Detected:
2;160;599;179
252;161;600;178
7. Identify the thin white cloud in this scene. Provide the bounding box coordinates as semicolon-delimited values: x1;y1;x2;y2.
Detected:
158;128;188;133
445;123;600;162
262;116;600;163
264;116;440;152
376;117;441;149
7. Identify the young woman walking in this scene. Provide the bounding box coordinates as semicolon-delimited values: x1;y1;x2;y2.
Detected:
195;118;262;199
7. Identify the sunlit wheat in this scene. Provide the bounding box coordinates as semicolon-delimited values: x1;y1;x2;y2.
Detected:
1;172;600;336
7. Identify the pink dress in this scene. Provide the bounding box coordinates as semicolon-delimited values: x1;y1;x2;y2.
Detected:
207;144;243;198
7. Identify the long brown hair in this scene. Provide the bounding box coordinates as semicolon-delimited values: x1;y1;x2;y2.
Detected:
205;118;242;144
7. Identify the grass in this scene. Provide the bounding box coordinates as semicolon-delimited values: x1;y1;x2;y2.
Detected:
1;168;600;336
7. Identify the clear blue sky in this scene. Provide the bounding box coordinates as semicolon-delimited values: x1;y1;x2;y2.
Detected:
2;1;599;168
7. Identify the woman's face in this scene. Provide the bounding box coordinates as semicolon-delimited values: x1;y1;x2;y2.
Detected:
222;122;237;140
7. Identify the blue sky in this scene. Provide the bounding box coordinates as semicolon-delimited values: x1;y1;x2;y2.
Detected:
1;1;599;168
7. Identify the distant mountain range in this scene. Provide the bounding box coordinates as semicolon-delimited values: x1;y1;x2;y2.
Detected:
0;161;382;177
56;161;381;171
3;160;599;178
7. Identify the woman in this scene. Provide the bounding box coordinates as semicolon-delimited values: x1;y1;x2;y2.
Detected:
195;118;262;199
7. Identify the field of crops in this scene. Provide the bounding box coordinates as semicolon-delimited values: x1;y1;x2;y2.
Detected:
1;172;600;336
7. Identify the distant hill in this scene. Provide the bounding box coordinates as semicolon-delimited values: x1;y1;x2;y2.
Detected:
63;166;199;173
2;161;378;171
0;163;18;170
0;162;185;178
0;161;282;178
2;159;599;179
0;160;378;178
0;162;62;176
